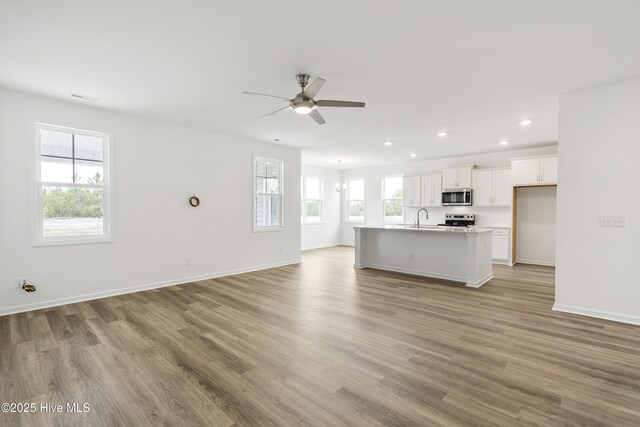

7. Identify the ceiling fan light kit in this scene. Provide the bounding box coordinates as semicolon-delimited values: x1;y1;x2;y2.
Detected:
243;74;365;125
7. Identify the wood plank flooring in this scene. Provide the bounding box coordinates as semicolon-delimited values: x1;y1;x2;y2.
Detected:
1;246;640;426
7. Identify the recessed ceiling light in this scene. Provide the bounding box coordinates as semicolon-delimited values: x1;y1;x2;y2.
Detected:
410;153;418;157
520;120;532;126
437;132;448;137
500;140;509;145
384;140;393;146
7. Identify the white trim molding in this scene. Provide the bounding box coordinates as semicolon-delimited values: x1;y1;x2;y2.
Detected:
0;259;301;317
553;304;640;326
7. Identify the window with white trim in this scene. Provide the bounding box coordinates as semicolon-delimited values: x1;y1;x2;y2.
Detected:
35;123;111;245
346;178;365;223
382;175;404;224
254;157;284;231
301;176;323;224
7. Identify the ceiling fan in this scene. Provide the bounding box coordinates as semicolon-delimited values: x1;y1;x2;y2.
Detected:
242;74;365;125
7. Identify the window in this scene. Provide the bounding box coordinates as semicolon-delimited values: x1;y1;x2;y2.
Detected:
382;175;404;224
254;157;284;231
35;123;111;245
346;178;365;223
301;176;323;224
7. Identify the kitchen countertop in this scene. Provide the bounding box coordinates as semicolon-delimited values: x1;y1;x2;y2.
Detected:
469;225;512;229
354;225;493;234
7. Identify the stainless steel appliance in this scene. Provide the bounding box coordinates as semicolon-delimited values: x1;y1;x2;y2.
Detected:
438;214;475;228
442;188;472;206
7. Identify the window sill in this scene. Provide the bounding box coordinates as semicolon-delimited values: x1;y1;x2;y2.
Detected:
253;227;285;233
32;237;114;247
302;221;325;226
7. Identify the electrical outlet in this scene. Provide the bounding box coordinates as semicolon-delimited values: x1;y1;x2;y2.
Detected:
409;253;414;260
185;258;192;266
279;247;283;254
15;279;26;288
599;216;627;227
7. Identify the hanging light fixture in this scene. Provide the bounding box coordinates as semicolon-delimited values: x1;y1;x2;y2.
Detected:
335;160;346;192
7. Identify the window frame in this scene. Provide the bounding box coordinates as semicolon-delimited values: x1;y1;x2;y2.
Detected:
253;155;285;232
345;177;366;224
301;175;324;225
381;174;405;224
33;122;114;247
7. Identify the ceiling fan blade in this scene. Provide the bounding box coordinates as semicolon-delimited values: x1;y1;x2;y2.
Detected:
304;77;326;98
258;106;292;119
309;109;326;125
242;91;291;102
316;100;365;108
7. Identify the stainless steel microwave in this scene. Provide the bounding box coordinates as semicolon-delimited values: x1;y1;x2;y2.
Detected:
442;189;472;206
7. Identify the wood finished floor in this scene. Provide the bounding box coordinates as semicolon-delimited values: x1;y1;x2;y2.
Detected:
1;246;640;426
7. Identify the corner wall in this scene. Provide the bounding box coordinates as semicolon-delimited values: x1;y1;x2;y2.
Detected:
301;165;341;250
0;89;301;315
555;77;640;325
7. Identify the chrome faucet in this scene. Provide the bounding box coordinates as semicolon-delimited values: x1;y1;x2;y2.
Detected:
416;208;429;229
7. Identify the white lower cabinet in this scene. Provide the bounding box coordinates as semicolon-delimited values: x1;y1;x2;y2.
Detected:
473;227;511;263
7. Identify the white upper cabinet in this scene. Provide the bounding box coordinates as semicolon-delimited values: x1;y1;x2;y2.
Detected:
492;168;513;205
472;170;493;206
420;174;442;207
403;176;421;207
442;166;472;189
472;168;512;206
512;156;558;186
540;157;558;184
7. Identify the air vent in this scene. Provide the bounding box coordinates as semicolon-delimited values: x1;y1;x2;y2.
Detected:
70;92;99;102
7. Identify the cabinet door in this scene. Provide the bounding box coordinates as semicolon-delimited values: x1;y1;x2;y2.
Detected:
420;176;433;206
457;167;472;188
492;168;513;206
442;168;458;189
492;234;510;261
540;157;558;184
411;176;422;206
403;177;414;206
421;175;442;206
431;174;442;206
472;170;493;206
512;159;540;185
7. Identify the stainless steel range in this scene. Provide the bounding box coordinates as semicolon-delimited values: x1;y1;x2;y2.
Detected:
438;214;475;228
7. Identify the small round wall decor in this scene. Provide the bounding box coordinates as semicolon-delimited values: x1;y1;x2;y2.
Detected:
189;194;200;207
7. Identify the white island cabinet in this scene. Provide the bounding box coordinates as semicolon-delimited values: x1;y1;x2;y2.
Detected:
354;226;494;288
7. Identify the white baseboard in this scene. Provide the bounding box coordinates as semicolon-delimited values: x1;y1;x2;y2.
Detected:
553;303;640;326
356;263;467;284
516;258;556;267
301;243;340;251
0;259;301;317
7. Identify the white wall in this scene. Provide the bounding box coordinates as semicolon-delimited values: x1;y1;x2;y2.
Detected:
339;146;557;245
0;89;301;315
301;165;341;250
556;77;640;325
516;186;557;266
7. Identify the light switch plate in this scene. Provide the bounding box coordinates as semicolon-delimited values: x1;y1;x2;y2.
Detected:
599;216;627;227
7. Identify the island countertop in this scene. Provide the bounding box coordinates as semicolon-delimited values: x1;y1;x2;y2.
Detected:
353;225;494;234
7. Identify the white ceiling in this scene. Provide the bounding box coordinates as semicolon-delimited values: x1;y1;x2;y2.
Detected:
1;0;639;169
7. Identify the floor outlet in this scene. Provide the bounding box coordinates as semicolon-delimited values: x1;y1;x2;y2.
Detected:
16;279;26;288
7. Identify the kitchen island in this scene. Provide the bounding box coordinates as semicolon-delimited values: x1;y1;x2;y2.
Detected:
354;225;494;287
